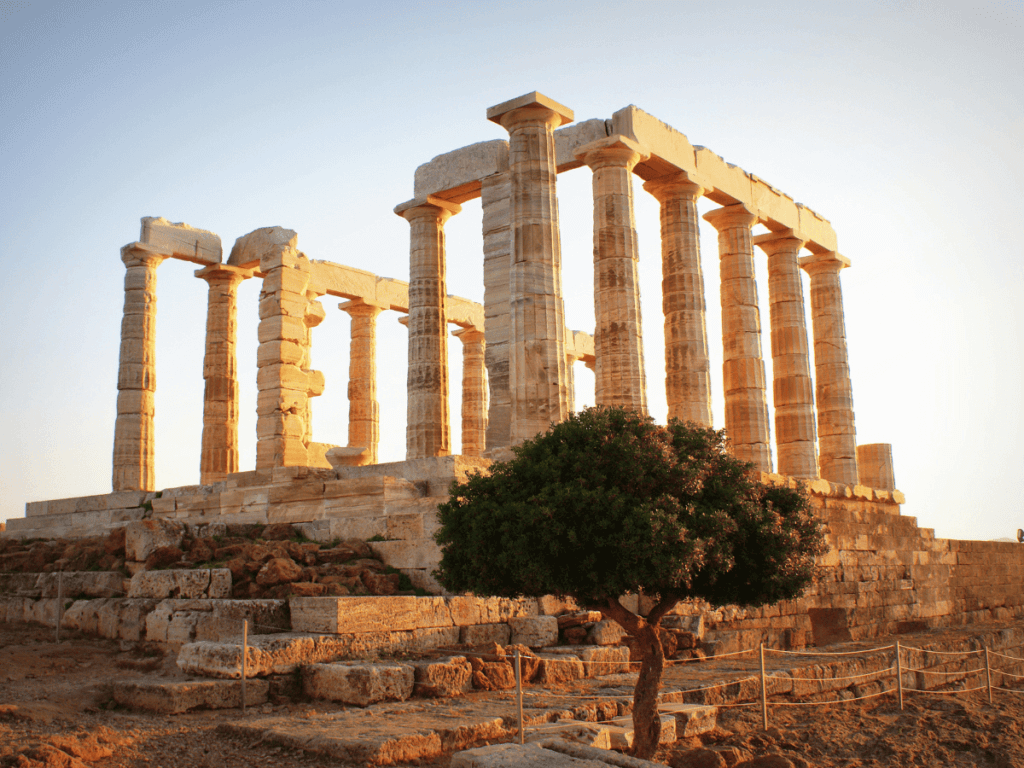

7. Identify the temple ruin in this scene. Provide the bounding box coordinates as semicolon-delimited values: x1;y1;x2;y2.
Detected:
4;92;1022;645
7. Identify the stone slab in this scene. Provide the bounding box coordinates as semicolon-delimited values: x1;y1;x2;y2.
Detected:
112;679;269;713
140;216;222;264
290;596;454;634
303;661;414;705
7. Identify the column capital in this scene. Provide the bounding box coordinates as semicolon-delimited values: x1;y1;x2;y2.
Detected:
195;263;254;282
487;91;573;130
751;228;808;257
339;298;387;317
574;134;650;172
799;250;851;275
394;195;462;222
702;203;758;231
120;242;168;268
642;172;705;203
452;326;485;344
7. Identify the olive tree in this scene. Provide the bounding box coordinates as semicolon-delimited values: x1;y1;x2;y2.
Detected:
433;406;826;758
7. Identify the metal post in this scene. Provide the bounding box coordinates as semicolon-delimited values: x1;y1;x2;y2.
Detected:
515;648;525;744
55;571;63;644
985;646;993;705
241;619;248;716
760;643;768;729
895;641;904;711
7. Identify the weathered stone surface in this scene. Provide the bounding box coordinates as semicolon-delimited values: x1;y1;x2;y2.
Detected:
414;140;509;200
290;596;453;634
586;620;627;646
125;519;184;562
140;216;222;264
255;557;302;586
536;653;585;684
658;703;718;737
303;661;414;706
112;679;268;713
453;742;621;768
508;616;558;648
127;569;231;599
546;645;630;677
460;623;510;646
410;656;472;698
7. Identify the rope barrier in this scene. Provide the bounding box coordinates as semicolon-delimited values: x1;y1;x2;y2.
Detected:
768;689;892;706
766;645;892;657
903;685;987;695
901;645;984;657
903;666;984;677
988;649;1024;663
767;666;896;684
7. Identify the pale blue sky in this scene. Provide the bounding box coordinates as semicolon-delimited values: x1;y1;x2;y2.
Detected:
1;0;1021;541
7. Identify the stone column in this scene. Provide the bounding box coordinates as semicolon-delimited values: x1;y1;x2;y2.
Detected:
395;195;461;459
452;326;487;457
482;171;512;451
753;230;818;479
857;443;895;490
643;173;712;426
703;204;772;471
487;92;573;443
564;351;579;415
196;264;251;484
576;135;650;414
801;251;858;485
113;244;166;491
340;299;385;466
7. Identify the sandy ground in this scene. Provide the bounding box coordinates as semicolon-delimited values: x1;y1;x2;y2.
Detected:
2;622;1023;768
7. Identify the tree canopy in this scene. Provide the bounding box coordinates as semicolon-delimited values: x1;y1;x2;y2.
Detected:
433;406;827;758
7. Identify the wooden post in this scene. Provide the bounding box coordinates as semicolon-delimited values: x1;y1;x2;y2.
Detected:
985;646;993;705
241;619;248;715
515;648;525;744
895;641;904;711
55;571;63;644
760;643;769;729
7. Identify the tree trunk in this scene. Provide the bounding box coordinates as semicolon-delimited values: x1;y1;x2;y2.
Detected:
597;595;677;760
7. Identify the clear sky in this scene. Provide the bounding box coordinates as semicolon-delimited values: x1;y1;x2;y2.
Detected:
1;0;1021;542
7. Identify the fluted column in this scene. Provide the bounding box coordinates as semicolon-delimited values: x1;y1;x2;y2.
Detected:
643;173;711;426
703;204;772;471
857;443;895;490
395;196;461;459
487;92;573;443
753;230;818;479
576;135;650;414
452;327;487;458
113;244;166;491
196;264;250;484
340;299;385;466
482;171;512;451
801;251;858;485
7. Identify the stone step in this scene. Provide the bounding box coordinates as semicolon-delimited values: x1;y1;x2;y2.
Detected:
112;679;269;714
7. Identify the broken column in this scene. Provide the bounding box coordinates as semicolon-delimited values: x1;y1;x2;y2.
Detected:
340;299;386;466
857;443;895;490
113;244;166;491
487;92;574;443
703;204;772;472
753;230;817;479
196;264;252;484
395;196;461;459
801;251;858;485
452;326;487;458
643;173;712;426
481;170;512;452
576;135;650;414
238;227;325;470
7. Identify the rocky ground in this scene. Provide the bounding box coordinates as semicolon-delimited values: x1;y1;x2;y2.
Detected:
2;622;1023;768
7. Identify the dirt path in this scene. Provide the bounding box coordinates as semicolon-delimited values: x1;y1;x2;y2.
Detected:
2;622;1023;767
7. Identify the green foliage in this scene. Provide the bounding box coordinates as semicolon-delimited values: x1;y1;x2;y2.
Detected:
434;406;826;610
365;534;388;543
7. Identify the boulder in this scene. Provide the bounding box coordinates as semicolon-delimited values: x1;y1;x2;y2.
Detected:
125;519;184;562
256;558;303;586
586;619;627;646
508;616;558;648
410;656;472;698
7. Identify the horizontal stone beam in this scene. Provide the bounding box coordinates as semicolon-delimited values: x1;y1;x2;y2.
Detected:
140;217;222;265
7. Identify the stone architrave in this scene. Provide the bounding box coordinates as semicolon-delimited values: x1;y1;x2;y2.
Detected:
250;227;325;469
643;173;712;426
113;244;166;491
575;135;651;414
196;264;252;484
752;230;818;479
703;204;772;471
340;299;386;466
801;251;858;485
487;92;574;444
452;327;487;458
394;196;461;459
481;171;512;452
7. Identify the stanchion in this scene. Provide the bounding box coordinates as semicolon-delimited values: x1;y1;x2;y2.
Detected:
241;619;248;716
895;641;904;711
760;643;768;729
515;649;525;745
55;571;63;644
985;646;993;704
